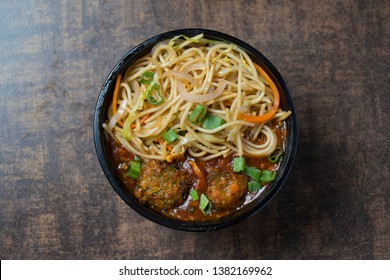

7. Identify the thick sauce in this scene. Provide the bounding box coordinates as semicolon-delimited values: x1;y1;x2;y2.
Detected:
108;121;287;221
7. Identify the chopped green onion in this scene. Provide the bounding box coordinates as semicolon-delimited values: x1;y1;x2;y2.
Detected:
188;104;207;125
132;89;147;113
199;194;212;215
189;189;199;201
140;71;154;85
260;170;276;182
126;160;141;179
244;166;261;182
268;147;283;163
134;155;141;162
163;129;178;143
122;114;133;140
248;181;261;192
147;94;164;105
202;114;226;129
233;157;246;172
145;82;164;106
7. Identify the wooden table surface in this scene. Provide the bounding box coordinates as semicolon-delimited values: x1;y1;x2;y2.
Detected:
0;0;388;260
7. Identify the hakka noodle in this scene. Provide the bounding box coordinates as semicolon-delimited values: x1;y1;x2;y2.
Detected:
103;33;291;162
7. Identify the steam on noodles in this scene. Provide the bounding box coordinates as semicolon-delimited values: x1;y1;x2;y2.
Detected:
103;33;291;162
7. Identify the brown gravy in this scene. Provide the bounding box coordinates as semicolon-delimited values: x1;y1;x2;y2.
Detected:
108;121;287;221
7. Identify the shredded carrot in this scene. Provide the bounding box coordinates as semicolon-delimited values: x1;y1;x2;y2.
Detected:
112;74;124;126
187;160;206;192
188;160;206;192
144;102;153;109
140;113;150;124
130;113;150;129
239;64;280;123
156;138;173;152
188;161;203;179
166;144;173;152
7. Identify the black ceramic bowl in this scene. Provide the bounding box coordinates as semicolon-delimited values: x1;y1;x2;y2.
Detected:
93;29;298;231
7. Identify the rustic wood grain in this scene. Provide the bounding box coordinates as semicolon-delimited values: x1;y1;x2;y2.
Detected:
0;0;388;259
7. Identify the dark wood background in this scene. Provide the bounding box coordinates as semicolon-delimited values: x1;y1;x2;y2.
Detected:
0;0;388;259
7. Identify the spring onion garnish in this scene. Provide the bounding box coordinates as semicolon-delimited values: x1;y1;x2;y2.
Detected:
248;181;261;192
134;155;141;162
145;82;164;106
268;147;283;163
199;194;212;215
139;71;164;105
163;129;178;143
260;170;276;182
140;71;154;85
188;104;207;125
244;166;261;182
190;189;199;201
233;157;246;172
122;114;133;140
126;160;141;179
202;114;226;129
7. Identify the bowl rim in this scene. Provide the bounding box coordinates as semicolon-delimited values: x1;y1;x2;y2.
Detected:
93;28;298;232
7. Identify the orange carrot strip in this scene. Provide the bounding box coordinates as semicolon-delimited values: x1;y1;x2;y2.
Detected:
188;161;203;178
238;64;280;123
188;161;206;192
140;113;150;124
156;138;173;152
112;74;124;126
130;113;150;129
165;143;173;152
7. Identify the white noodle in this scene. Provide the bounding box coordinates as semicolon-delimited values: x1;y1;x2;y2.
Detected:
104;33;290;161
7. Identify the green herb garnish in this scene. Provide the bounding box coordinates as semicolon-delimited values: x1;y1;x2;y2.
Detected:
248;181;261;192
199;194;212;215
260;170;276;182
190;189;199;201
233;157;246;172
268;147;283;163
188;104;207;125
163;129;178;143
202;114;225;130
126;160;141;179
243;166;261;182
